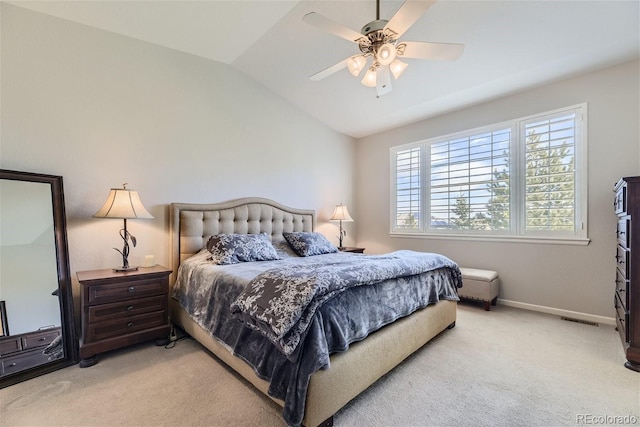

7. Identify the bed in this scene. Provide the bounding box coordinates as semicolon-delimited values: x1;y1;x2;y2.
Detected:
169;198;460;427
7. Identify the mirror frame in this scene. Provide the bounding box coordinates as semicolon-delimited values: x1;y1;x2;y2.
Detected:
0;169;78;387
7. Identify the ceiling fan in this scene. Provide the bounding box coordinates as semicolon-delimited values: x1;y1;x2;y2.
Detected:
303;0;464;98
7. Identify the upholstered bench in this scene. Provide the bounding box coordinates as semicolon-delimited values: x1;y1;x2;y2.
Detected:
458;267;500;311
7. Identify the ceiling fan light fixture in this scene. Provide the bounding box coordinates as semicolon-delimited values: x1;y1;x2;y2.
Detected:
361;67;377;87
304;0;464;97
390;59;408;79
347;55;367;77
376;43;397;66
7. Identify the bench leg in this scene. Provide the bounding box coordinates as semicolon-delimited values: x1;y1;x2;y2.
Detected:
483;301;491;311
491;297;498;306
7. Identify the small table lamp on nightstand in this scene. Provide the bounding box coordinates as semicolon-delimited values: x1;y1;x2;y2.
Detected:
93;183;153;272
329;203;354;250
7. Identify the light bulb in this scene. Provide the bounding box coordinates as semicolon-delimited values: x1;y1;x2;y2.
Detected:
347;55;367;77
361;67;377;87
377;43;397;66
390;60;408;79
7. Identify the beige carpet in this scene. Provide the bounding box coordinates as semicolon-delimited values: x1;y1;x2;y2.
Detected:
1;304;638;427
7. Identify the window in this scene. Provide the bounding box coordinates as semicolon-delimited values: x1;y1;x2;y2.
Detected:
390;104;587;243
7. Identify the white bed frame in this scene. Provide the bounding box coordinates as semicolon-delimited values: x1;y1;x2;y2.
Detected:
169;198;457;427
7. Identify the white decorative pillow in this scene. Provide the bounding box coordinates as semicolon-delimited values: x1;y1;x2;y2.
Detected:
206;233;280;265
283;232;338;257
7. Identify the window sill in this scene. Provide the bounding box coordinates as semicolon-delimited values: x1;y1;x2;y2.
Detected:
390;232;590;246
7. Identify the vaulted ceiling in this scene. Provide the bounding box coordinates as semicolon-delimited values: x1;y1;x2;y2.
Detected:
8;0;639;138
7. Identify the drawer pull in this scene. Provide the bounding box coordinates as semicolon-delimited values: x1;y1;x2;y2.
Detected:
8;363;16;367
126;305;134;311
40;337;48;341
128;286;135;293
127;322;133;328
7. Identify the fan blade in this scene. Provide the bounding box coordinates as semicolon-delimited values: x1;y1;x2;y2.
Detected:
385;1;436;39
399;41;465;61
376;65;392;98
303;12;365;43
309;58;348;81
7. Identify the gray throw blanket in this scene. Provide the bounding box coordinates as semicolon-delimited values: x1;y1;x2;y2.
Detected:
230;250;462;359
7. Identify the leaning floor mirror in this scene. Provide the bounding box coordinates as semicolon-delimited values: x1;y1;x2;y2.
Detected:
0;169;78;387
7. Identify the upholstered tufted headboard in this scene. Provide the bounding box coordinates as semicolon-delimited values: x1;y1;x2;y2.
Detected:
169;197;314;284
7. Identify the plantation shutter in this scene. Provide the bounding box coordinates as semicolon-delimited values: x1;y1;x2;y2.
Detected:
429;128;510;230
394;146;421;230
523;111;577;233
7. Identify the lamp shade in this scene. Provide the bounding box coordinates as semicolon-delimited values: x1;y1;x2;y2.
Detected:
361;67;377;88
376;43;397;66
390;59;408;79
93;186;153;219
347;55;367;77
329;204;353;222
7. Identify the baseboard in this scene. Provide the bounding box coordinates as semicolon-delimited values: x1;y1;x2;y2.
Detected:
498;299;616;326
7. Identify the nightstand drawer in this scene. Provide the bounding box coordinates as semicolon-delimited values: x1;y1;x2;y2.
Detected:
21;329;61;351
339;247;365;253
88;311;167;342
1;348;53;376
88;295;167;323
0;337;21;356
87;277;166;305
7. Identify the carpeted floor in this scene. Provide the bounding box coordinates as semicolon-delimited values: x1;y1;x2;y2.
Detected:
1;303;638;427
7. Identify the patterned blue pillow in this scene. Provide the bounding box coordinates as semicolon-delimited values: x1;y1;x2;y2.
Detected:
283;232;338;257
206;233;280;265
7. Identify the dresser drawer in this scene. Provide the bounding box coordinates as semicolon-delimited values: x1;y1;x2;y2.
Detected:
615;184;627;215
87;311;167;342
616;269;629;311
87;277;166;305
617;218;630;247
615;292;630;343
616;245;629;277
21;329;61;351
0;337;21;356
88;295;167;323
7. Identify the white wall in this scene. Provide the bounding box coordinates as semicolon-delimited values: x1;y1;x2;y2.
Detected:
0;5;356;300
355;60;640;320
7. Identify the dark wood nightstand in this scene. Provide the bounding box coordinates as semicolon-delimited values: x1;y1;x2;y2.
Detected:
76;265;172;367
339;247;365;254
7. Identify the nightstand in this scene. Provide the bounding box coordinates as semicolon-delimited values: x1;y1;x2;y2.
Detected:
76;265;172;367
339;247;365;254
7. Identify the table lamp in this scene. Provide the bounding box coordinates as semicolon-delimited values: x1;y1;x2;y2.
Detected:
93;183;153;271
329;203;354;249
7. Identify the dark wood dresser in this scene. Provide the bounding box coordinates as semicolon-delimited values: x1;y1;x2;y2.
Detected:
0;327;62;376
614;177;640;371
77;265;172;367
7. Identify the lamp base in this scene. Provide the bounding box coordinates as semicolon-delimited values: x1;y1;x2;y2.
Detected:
113;266;139;272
